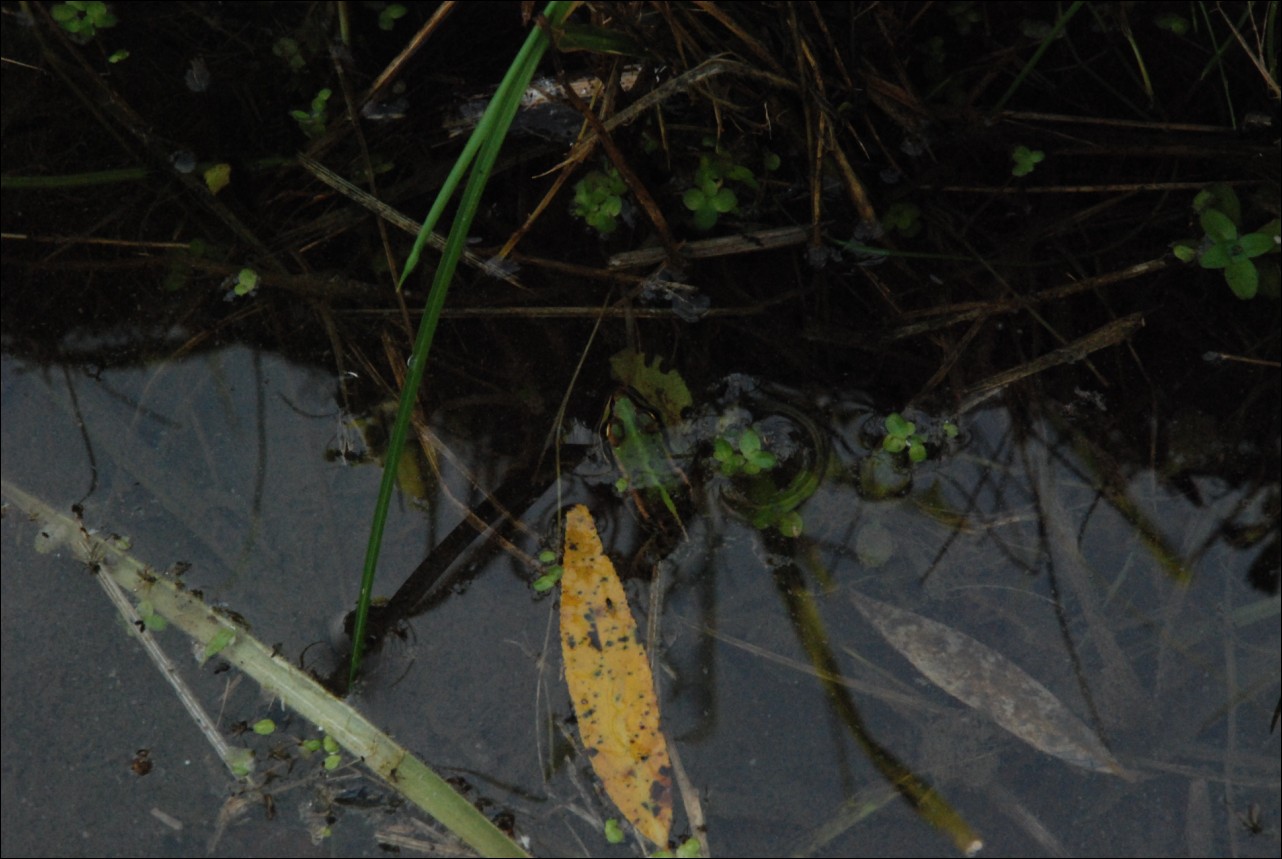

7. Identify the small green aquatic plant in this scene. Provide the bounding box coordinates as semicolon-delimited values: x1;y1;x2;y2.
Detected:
682;141;758;230
882;412;928;463
272;37;307;72
227;267;259;297
883;200;922;238
378;4;408;31
51;1;118;43
881;412;958;464
1010;145;1045;177
1172;184;1280;300
290;88;332;139
572;167;628;235
713;426;778;477
531;548;563;593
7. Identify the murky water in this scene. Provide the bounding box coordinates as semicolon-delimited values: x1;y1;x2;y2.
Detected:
3;338;1277;858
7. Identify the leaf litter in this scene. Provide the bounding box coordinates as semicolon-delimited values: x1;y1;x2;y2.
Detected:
560;504;673;847
849;591;1136;780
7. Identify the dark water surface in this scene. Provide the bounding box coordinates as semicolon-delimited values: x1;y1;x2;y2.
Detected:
3;337;1277;858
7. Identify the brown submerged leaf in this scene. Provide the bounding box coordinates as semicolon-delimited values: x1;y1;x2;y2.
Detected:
849;591;1134;779
561;505;673;846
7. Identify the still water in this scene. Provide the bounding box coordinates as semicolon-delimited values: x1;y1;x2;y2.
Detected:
2;343;1278;858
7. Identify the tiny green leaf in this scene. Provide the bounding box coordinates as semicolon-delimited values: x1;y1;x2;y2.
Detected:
234;268;259;296
252;719;276;735
1239;232;1277;258
532;566;563;592
885;413;911;437
1225;258;1259;299
227;746;255;777
604;819;625;844
203;627;235;662
203;163;232;196
1171;240;1199;263
1199;243;1231;269
378;3;407;30
675;837;704;858
1200;209;1238;243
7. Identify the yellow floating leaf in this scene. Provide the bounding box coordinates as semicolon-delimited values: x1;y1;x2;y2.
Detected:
561;504;672;847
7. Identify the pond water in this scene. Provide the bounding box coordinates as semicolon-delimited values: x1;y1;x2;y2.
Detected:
2;336;1277;858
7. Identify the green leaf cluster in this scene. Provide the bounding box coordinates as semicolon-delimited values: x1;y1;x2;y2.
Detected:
1010;145;1045;177
378;4;408;31
682;142;759;230
272;37;307;72
531;549;563;592
51;1;118;43
883;200;922;237
572;168;628;235
882;413;957;464
290;88;332;140
232;268;259;297
1173;185;1279;300
713;427;777;477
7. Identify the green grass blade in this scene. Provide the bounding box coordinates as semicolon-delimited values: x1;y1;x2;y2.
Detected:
350;2;575;687
0;479;529;858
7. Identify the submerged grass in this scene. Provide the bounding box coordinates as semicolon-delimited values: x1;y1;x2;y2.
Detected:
1;479;529;858
349;1;576;688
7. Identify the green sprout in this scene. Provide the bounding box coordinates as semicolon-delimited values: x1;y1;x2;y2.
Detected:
571;168;627;235
603;819;625;844
1173;185;1280;300
883;200;922;238
1154;13;1189;35
713;427;778;477
252;719;276;736
290;88;332;139
682;143;758;230
51;2;118;43
531;548;563;592
229;267;259;297
653;836;704;858
272;37;307;72
881;413;957;465
378;4;408;31
882;412;928;463
1010;145;1045;177
201;627;235;664
136;599;168;632
714;424;813;537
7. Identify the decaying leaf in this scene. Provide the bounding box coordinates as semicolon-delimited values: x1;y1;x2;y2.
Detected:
561;504;673;847
849;591;1133;779
609;348;692;426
